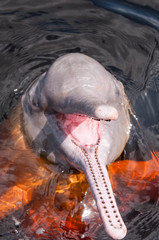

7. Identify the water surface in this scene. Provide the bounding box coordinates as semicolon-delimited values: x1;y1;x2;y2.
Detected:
0;0;159;239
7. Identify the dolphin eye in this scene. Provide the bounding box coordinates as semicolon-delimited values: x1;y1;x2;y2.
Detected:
31;97;40;110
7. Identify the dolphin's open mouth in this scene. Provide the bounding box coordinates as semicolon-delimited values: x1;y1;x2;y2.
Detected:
58;113;100;147
55;112;127;239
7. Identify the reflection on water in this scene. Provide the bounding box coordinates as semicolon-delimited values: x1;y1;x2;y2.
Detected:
92;0;159;31
0;0;159;239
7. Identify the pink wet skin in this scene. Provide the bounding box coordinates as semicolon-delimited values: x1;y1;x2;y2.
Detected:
60;113;127;240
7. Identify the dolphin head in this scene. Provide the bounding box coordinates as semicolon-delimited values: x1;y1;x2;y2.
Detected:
21;53;130;239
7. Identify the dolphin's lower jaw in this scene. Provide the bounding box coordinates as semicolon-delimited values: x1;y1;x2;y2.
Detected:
71;140;127;240
50;112;127;239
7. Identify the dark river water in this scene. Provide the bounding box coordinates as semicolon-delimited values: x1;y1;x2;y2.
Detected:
0;0;159;240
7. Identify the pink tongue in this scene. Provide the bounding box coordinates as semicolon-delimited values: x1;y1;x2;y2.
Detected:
62;114;100;146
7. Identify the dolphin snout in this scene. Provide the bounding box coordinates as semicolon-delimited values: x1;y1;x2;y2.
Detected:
95;105;118;120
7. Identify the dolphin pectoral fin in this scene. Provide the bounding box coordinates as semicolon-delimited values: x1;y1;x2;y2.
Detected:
84;157;127;240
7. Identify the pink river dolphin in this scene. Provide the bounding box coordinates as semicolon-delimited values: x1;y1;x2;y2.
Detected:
21;53;130;239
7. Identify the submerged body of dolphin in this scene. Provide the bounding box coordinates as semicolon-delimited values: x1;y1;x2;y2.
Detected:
21;53;130;239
